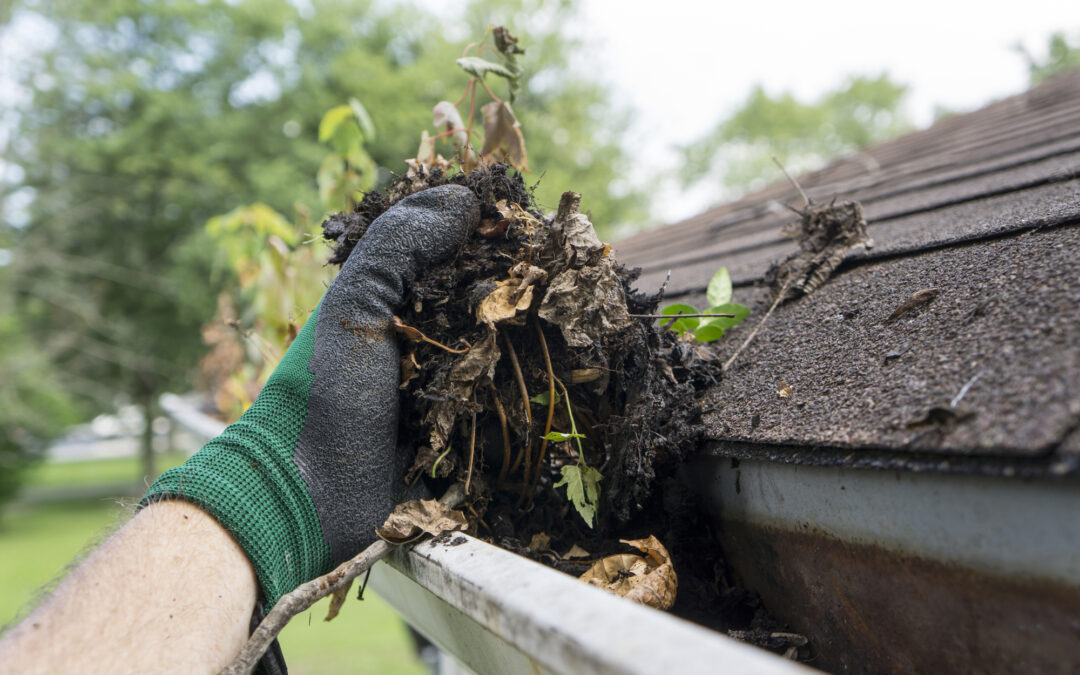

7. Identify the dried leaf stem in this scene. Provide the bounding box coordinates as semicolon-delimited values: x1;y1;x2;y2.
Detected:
392;316;470;354
629;313;736;320
501;331;531;426
220;485;466;675
520;316;555;507
490;384;512;485
721;281;791;374
501;331;531;477
465;406;478;494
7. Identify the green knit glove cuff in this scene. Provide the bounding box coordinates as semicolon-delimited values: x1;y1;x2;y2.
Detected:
142;305;331;609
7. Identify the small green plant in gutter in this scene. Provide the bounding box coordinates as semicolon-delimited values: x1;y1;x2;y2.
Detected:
659;267;751;342
534;386;602;528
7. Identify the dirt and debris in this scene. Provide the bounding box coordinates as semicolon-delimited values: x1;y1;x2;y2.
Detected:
885;287;941;323
579;536;678;610
767;199;872;302
322;164;802;656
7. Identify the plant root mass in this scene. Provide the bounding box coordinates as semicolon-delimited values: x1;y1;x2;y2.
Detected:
322;165;806;656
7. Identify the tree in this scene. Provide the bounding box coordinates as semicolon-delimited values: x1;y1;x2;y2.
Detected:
0;0;645;491
1019;31;1080;85
680;74;910;198
0;263;83;512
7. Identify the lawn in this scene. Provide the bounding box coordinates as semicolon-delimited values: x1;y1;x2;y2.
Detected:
22;451;190;488
1;459;425;675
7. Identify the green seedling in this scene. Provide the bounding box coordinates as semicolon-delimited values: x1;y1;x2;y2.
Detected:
659;267;751;342
536;385;602;528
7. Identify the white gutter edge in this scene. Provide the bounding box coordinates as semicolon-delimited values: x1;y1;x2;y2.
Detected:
371;533;815;675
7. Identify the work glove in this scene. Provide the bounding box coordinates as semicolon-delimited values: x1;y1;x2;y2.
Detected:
143;185;479;610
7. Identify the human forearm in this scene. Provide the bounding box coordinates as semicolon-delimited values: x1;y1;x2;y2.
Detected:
0;501;257;675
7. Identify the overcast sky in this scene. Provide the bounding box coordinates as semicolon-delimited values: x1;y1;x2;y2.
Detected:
4;0;1080;229
563;0;1080;224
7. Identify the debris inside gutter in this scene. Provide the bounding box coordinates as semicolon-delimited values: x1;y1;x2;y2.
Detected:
322;165;823;659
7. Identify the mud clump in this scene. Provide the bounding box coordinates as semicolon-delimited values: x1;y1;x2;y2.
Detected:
322;165;780;644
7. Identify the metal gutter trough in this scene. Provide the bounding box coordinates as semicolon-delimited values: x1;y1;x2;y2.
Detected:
369;533;813;675
691;451;1080;673
159;393;810;674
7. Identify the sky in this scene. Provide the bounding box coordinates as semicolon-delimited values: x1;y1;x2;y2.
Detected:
567;0;1080;223
3;0;1080;229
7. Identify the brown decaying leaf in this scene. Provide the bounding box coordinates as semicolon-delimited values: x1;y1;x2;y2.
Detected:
400;350;421;389
537;196;631;348
886;288;941;323
476;278;535;327
769;200;872;302
432;101;468;150
424;330;499;452
528;532;551;552
324;577;353;622
476;217;508;238
778;381;793;398
562;544;591;560
480;101;527;171
494;199;541;232
375;498;468;545
578;535;677;610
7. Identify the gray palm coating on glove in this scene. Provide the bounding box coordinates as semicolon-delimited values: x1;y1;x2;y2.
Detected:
293;185;479;564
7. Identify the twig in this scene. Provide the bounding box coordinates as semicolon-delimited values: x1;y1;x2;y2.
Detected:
465;405;478;494
220;485;466;675
520;316;555;508
392;316;470;354
501;332;532;427
951;372;982;408
772;155;810;208
630;313;736;320
501;332;531;476
491;384;512;486
722;283;790;374
477;76;503;103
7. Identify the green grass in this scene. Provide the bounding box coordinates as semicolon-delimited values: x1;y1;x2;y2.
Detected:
0;498;129;626
1;466;425;674
23;452;190;488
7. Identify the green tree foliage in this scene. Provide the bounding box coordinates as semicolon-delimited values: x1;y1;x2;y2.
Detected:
680;74;910;196
0;0;644;496
0;265;84;511
1020;32;1080;85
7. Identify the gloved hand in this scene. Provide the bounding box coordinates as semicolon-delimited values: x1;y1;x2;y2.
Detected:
143;185;479;610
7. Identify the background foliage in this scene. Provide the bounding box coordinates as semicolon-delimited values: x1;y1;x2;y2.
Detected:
680;74;911;196
0;0;646;506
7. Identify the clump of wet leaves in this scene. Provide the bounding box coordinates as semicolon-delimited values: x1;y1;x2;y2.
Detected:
322;166;720;545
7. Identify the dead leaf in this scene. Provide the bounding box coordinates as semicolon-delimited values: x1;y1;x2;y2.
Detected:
432;101;468;150
528;532;551;552
375;498;468;545
424;330;499;452
778;381;793;398
886;288;941;323
569;368;601;384
476;278;535;326
508;262;547;296
495;199;542;233
578;535;677;610
324;578;353;622
476;217;508;238
480;101;527;170
400;350;421;389
562;544;591;560
768;200;872;302
539;258;631;348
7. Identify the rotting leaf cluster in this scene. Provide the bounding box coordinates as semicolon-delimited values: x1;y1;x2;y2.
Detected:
321;165;720;549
